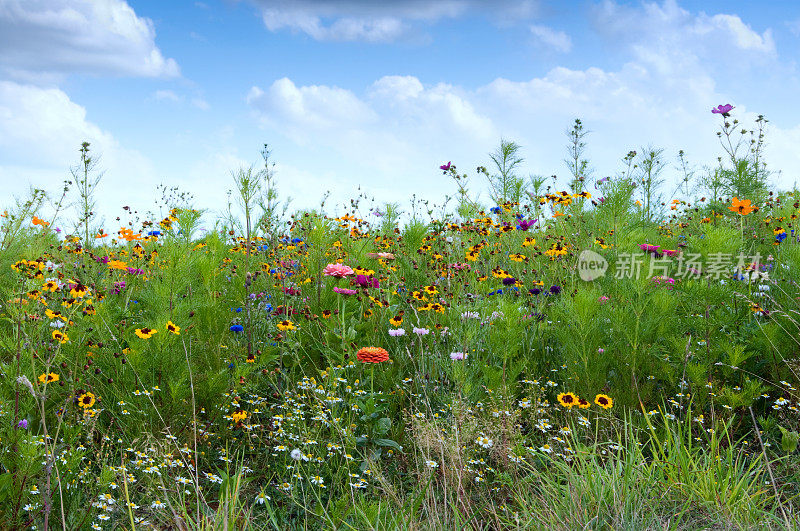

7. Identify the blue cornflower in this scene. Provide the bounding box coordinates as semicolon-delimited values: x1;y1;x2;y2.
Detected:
230;325;244;332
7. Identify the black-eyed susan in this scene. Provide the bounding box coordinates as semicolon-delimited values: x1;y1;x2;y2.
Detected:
557;392;579;409
389;313;403;326
52;330;69;344
166;321;181;335
135;327;157;339
423;285;439;296
38;372;59;385
277;320;295;332
594;394;613;409
78;392;96;409
322;309;332;319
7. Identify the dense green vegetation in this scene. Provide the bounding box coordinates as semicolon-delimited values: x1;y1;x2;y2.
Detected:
2;110;799;529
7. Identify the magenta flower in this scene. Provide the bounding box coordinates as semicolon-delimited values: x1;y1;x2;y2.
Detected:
355;274;379;288
712;104;734;118
333;287;358;295
639;244;660;253
517;219;537;231
440;161;452;172
323;263;354;278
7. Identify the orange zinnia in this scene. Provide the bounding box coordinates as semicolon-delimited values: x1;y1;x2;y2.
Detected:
728;197;754;216
356;346;389;364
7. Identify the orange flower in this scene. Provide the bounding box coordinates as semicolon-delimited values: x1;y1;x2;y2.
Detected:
356;346;389;364
728;197;755;216
32;216;49;227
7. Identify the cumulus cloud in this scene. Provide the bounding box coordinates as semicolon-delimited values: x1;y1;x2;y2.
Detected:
246;74;498;203
529;24;572;53
0;81;158;220
252;0;540;42
593;0;775;75
0;0;179;80
244;1;799;205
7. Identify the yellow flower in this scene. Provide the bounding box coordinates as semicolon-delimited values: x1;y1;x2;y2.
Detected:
78;392;96;409
231;410;247;424
557;392;579;408
166;321;180;335
51;330;69;344
38;372;59;385
277;320;295;332
594;394;613;409
135;328;157;339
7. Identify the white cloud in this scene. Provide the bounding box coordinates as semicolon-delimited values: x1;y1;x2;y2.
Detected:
697;14;774;54
593;0;775;74
247;78;377;134
253;0;540;42
243;1;799;207
150;90;210;110
154;89;181;103
0;0;179;80
0;81;158;222
529;24;571;53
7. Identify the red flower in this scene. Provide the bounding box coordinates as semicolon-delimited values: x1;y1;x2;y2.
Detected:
356;346;389;364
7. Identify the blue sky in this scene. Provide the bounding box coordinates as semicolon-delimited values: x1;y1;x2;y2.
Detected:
1;0;800;224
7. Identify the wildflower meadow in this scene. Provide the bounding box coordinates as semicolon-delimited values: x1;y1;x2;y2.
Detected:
3;107;800;530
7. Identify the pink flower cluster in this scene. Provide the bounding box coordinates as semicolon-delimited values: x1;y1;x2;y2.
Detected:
651;276;676;288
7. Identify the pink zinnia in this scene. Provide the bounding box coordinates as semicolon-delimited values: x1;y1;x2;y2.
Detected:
333;287;358;295
323;263;354;278
639;244;660;253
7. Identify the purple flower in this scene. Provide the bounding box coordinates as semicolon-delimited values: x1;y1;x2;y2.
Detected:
712;104;734;118
450;351;466;360
333;287;358;295
355;275;379;289
440;161;452;172
412;327;429;336
549;285;562;295
388;328;405;337
517;219;537;231
502;277;517;286
17;419;28;429
529;288;542;295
